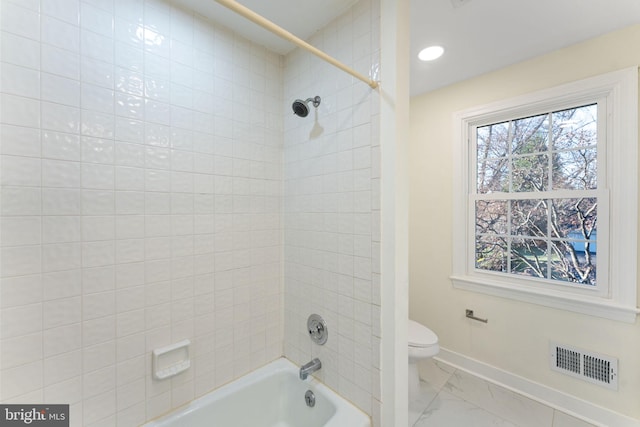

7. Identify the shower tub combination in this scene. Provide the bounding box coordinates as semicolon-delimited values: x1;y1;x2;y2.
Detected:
143;358;371;427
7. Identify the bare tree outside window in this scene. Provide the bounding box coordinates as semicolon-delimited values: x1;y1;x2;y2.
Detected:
474;104;598;286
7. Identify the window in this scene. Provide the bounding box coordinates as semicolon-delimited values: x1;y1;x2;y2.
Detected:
451;68;638;322
475;104;601;289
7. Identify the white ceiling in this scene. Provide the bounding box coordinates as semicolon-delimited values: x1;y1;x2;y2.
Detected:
410;0;640;96
174;0;640;97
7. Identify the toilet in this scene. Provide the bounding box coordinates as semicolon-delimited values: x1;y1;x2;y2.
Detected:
408;319;439;398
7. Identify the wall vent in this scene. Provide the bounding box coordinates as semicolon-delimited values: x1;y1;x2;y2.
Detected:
550;342;618;390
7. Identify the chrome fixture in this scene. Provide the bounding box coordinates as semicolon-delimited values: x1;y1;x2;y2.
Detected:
307;314;328;345
292;96;321;117
465;309;488;323
299;358;322;380
304;390;316;407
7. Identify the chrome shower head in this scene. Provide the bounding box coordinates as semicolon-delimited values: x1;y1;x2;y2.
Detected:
292;100;309;117
292;96;321;117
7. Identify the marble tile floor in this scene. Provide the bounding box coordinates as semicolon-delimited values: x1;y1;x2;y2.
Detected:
410;359;598;427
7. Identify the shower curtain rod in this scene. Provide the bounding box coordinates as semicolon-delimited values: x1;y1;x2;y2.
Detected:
214;0;380;89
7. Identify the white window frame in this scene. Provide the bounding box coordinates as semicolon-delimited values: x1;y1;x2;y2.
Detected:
451;67;639;323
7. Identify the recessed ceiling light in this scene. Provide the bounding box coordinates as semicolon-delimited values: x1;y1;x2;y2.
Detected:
418;45;444;61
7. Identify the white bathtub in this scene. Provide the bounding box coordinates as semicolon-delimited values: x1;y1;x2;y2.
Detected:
143;358;371;427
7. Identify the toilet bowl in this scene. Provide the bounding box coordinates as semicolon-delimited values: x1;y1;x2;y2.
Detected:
408;319;439;398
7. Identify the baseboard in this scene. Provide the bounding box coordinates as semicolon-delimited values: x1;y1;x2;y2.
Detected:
435;348;640;427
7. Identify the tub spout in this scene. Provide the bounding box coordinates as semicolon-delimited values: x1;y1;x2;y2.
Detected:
299;358;322;380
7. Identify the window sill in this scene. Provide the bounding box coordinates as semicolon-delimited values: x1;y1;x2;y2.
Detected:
451;275;639;323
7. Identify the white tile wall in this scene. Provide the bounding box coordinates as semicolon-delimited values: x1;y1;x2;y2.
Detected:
1;0;283;425
282;0;381;424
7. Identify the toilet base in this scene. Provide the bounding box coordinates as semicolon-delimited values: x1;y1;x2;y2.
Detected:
408;361;420;399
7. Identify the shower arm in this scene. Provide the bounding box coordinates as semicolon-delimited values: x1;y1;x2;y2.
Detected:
214;0;379;89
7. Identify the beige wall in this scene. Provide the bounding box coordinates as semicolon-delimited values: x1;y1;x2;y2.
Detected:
409;24;640;419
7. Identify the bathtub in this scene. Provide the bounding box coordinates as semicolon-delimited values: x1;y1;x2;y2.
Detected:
143;357;371;427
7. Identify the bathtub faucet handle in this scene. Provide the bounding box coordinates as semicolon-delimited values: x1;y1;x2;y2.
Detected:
299;358;322;380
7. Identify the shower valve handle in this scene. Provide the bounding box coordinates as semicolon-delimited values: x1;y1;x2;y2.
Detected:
309;322;324;337
307;314;328;345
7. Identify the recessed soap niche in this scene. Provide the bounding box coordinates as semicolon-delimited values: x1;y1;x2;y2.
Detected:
153;339;191;380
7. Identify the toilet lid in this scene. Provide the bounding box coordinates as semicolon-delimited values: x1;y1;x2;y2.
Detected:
408;320;438;348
